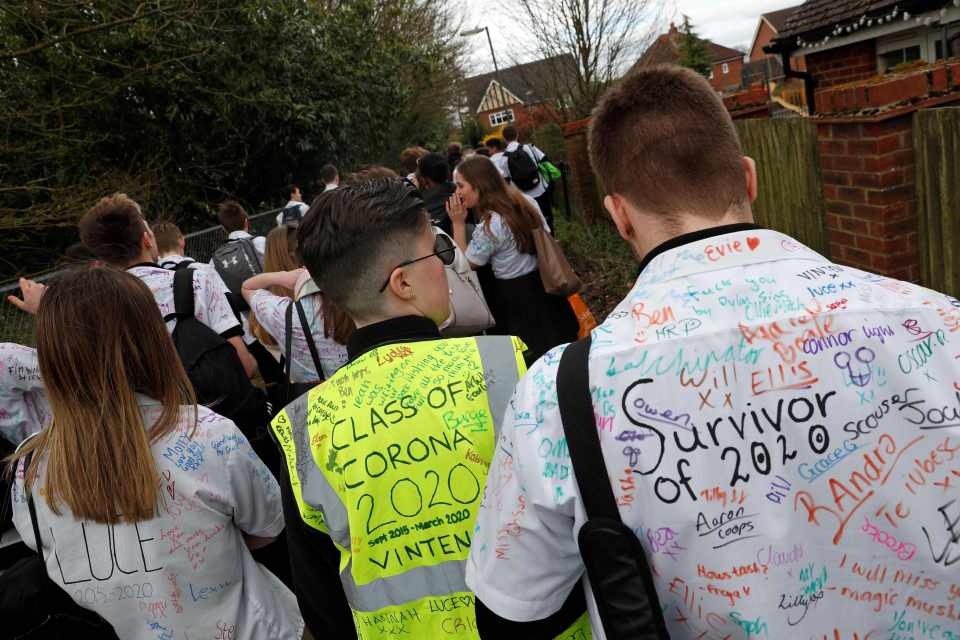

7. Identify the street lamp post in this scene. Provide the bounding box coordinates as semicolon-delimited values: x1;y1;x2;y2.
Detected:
461;26;508;130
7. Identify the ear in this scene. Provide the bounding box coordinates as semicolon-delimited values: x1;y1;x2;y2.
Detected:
604;194;634;242
742;156;758;204
386;267;416;301
142;229;155;253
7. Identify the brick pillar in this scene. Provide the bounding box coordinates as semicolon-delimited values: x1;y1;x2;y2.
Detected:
817;116;918;282
562;118;605;224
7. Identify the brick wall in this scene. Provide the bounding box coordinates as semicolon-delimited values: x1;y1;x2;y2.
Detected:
818;117;918;281
807;41;877;88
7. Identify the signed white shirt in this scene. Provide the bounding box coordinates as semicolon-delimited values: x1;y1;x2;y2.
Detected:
467;226;960;639
0;343;50;445
12;400;303;639
127;264;241;338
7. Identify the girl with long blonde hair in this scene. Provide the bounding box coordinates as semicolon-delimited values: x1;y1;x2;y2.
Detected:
8;265;303;639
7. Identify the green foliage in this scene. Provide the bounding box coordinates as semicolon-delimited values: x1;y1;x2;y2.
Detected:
0;0;464;280
677;15;712;78
460;117;485;148
531;123;565;163
554;213;636;320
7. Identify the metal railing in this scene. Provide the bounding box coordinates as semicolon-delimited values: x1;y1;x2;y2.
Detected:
0;208;282;346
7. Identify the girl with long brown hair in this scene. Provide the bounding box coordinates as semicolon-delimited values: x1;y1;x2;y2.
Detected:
242;223;353;383
447;155;578;364
8;265;303;639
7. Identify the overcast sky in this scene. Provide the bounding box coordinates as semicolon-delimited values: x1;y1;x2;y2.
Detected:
462;0;801;74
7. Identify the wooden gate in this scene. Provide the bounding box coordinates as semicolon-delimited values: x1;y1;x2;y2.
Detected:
735;118;828;256
914;107;960;297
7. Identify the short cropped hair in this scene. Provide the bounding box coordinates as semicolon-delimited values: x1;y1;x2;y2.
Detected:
486;137;505;152
218;200;248;233
287;183;300;198
298;178;428;318
589;65;747;219
320;164;338;184
152;221;184;255
502;125;518;142
78;193;147;267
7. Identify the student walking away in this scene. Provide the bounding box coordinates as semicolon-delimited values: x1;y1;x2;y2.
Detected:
485;137;506;173
416;152;458;234
446;142;463;173
448;156;577;366
77;195;273;472
400;146;429;185
320;163;340;193
269;178;589;639
212;200;265;312
155;221;286;398
6;265;303;639
242;224;351;387
499;125;554;231
466;64;960;639
276;184;310;226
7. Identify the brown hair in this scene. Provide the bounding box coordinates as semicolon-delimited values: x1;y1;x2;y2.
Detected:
152;221;184;256
454;155;541;255
7;265;196;524
589;65;747;219
399;146;429;175
250;225;355;347
218;200;248;233
78;193;147;266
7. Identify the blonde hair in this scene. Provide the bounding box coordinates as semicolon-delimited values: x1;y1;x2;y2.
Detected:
8;265;196;524
250;225;302;347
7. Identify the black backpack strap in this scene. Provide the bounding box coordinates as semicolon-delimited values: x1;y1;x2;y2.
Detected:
296;299;325;382
557;337;621;520
557;336;669;639
284;301;295;399
172;266;196;320
23;451;43;556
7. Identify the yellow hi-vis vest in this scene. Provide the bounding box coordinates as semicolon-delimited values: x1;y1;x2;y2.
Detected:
273;336;514;638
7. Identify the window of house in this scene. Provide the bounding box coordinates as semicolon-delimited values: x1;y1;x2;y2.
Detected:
489;109;515;126
876;26;959;73
722;63;730;74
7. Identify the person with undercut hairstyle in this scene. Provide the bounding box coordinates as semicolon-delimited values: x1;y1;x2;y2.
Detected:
270;178;589;639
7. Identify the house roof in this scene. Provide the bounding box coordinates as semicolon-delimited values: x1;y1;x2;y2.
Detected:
462;55;575;114
763;5;803;32
633;25;745;70
776;0;949;42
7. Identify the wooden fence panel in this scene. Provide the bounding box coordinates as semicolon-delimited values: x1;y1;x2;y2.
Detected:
914;107;960;298
735;118;827;256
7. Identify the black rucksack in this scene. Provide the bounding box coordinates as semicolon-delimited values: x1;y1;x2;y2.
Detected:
165;268;266;431
505;144;542;191
280;204;304;225
212;237;262;311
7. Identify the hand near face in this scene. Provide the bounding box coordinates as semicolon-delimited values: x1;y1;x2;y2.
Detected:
446;194;468;225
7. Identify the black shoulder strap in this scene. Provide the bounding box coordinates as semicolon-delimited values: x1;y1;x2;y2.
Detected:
23;451;44;557
297;300;325;383
557;336;622;520
172;266;196;320
284;301;295;396
173;260;194;271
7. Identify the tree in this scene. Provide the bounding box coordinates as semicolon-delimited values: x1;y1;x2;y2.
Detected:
0;0;465;281
507;0;666;120
677;15;712;78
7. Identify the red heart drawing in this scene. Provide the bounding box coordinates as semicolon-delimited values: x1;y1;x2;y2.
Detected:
747;236;760;251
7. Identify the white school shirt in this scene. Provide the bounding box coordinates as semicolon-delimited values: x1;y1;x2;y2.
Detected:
248;288;348;382
127;264;241;338
0;343;50;445
490;151;508;179
502;141;546;199
466;196;549;280
467;226;960;639
157;255;259;346
275;200;309;227
12;400;303;639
